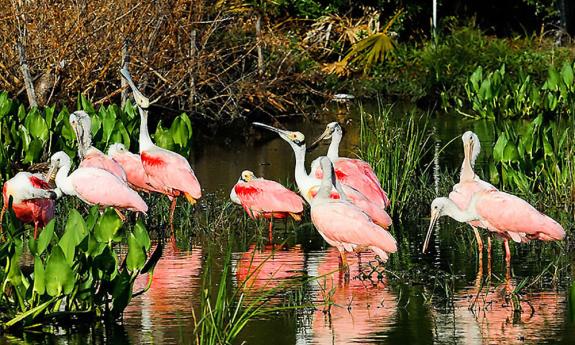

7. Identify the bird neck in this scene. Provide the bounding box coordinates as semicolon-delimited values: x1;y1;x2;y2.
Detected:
460;154;475;182
316;158;336;200
327;134;341;160
55;161;74;196
292;144;313;201
445;198;479;223
138;107;154;152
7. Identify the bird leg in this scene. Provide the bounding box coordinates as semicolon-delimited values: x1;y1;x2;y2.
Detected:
0;205;5;235
504;239;511;264
338;250;350;282
114;208;127;222
472;226;483;253
487;235;492;279
33;222;39;240
169;197;178;236
268;215;273;243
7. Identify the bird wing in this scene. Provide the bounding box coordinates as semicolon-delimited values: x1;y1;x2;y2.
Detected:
475;190;565;241
311;202;397;254
234;179;304;214
112;152;159;192
70;167;147;212
141;148;201;199
81;151;127;182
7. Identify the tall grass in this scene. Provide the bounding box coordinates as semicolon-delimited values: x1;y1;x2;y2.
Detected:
358;104;433;219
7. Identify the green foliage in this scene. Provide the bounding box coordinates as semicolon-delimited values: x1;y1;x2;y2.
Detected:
0;207;162;329
0;92;194;178
464;61;575;119
358;105;432;218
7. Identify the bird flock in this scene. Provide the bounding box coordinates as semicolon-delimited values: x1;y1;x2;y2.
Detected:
0;70;566;278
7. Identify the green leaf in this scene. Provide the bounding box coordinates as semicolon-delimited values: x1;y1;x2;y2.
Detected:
170;116;189;148
80;94;95;114
93;245;118;278
23;139;43;164
492;134;508;162
561;62;574;88
0;92;12;119
94;208;122;243
37;219;55;255
101;108;116;145
111;269;133;316
133;220;151;251
127;232;146;272
25;109;49;141
154;121;174;150
45;246;75;297
59;210;88;264
33;257;46;295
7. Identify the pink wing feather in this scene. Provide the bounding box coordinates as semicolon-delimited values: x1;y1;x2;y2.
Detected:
234;179;304;216
70;167;148;212
474;190;565;241
111;151;161;193
81;150;127;182
141;149;201;199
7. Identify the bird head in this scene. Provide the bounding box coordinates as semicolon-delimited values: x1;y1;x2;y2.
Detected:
120;68;150;109
462;131;480;167
252;122;306;150
309;122;342;150
108;143;128;157
240;170;256;182
47;151;71;182
422;197;452;254
70;111;92;159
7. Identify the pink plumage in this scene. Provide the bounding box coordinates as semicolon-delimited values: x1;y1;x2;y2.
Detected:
70;167;148;213
109;148;161;193
311;201;397;262
449;180;497;228
80;148;127;183
234;178;304;220
141;149;201;200
473;190;565;242
314;158;390;209
309;184;392;229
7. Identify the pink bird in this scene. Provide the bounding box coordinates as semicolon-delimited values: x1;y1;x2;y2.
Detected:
1;172;57;238
121;69;201;231
422;191;565;266
253;122;392;229
69;111;128;182
310;157;397;275
48;151;148;219
310;122;390;209
230;170;304;240
448;131;497;253
107;143;162;193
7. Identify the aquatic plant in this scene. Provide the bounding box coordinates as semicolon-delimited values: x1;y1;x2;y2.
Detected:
0;206;161;329
358;105;432;218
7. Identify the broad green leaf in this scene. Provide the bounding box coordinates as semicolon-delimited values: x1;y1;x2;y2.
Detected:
45;105;55;128
170;116;189;147
562;62;574;88
134;220;151;251
547;67;561;91
492;134;508;162
45;246;75;297
101;108;116;145
111;269;133;316
127;232;146;272
80;94;96;114
59;210;88;264
0;92;12;119
25;110;49;141
33;257;45;295
37;219;55;255
93;245;118;278
94;208;122;243
17;104;26;121
154;121;174;150
86;206;100;231
23;139;43;164
502;143;519;162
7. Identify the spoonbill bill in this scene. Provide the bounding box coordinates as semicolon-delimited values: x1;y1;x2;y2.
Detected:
230;170;304;240
449;131;497;253
121;68;201;231
422;192;565;266
310;122;390;209
48;151;148;219
253;122;392;229
69;111;128;182
1;172;57;238
108;143;162;193
310;157;397;274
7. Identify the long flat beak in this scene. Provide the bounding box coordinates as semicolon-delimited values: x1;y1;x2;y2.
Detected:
72;122;85;159
46;163;58;184
464;140;473;166
252;122;291;136
422;210;440;253
308;127;332;151
120;68;150;109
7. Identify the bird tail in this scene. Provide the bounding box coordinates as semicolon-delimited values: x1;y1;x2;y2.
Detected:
184;192;197;205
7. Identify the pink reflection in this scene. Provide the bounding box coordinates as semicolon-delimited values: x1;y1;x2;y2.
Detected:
234;244;304;292
309;247;398;344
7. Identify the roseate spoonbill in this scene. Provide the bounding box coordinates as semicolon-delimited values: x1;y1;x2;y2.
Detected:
48;151;148;219
310;122;390;209
449;131;497;253
1;172;57;238
120;68;201;232
231;170;304;240
69;111;128;182
108;143;162;193
310;157;397;275
422;192;565;267
253;122;392;229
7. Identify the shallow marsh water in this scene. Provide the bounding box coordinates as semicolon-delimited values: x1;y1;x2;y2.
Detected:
4;103;575;344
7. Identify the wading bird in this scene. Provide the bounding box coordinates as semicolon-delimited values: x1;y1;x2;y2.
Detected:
310;122;390;209
1;172;57;238
108;143;162;193
253;122;392;229
449;131;497;253
69;111;128;182
231;170;304;240
310;157;397;275
121;68;201;231
422;192;565;268
48;151;148;219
